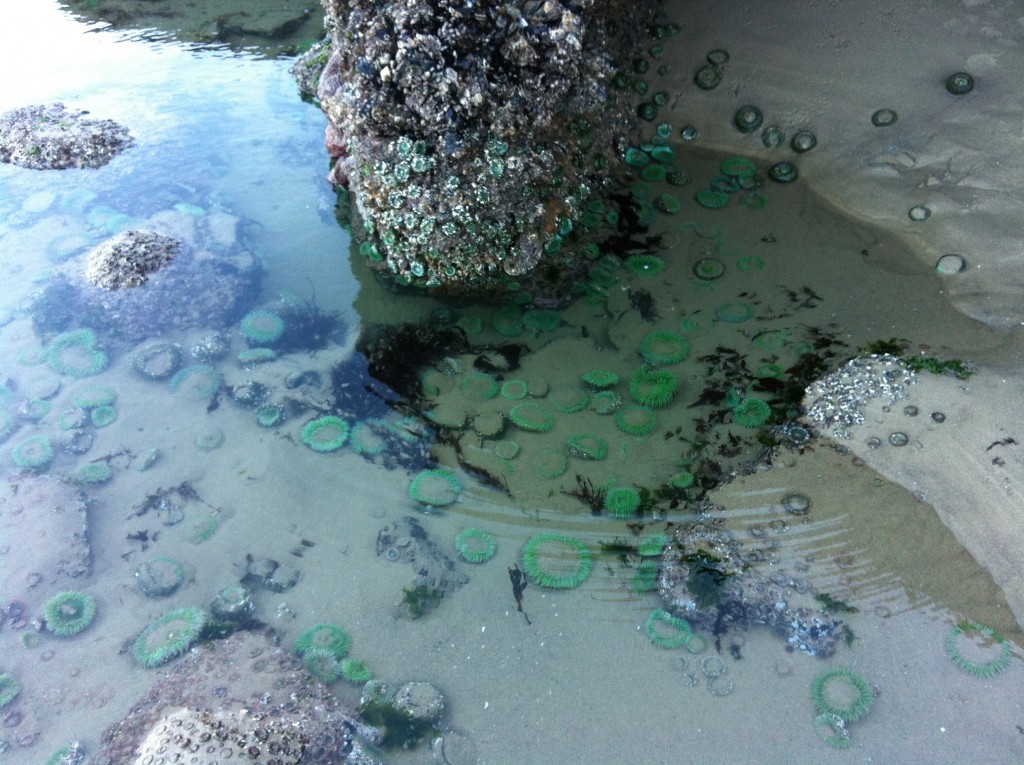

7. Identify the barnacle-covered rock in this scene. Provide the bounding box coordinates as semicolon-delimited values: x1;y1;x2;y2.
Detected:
0;103;133;170
315;0;654;300
85;230;182;290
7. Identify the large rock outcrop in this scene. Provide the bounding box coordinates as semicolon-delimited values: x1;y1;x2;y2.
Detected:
315;0;654;301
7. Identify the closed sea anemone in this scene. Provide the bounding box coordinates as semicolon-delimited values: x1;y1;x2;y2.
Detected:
43;591;97;637
946;622;1012;678
240;310;286;345
639;330;690;365
294;622;351;658
409;467;462;507
133;606;207;668
629;368;678;408
810;668;874;722
522;533;593;589
341;658;373;684
11;434;54;470
301;415;350;452
604;486;641;518
455;528;497;563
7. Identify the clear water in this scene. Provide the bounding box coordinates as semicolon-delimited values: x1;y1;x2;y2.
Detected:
0;4;1021;764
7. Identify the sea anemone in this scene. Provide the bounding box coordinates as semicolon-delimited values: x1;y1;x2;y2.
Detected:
133;607;207;668
169;365;223;399
294;623;351;658
349;418;390;455
491;306;523;337
500;379;529;400
42;591;96;637
255;404;286;428
240;310;286;346
630;559;660;593
194;426;225;451
0;410;16;443
629;368;678;408
715;302;753;323
582;370;619;390
732;397;771;428
567;433;608;461
623;255;665;276
529;447;568;479
590;390;621;415
522;533;593;589
460;371;500;401
132;342;183;380
637;534;670;557
946;622;1012;678
73;385;116;409
301;415;350;452
604;486;641;518
669;471;695;488
46;328;108;378
810;668;874;722
813;713;852;749
303;646;343;683
90;405;117;427
522;309;561;334
455;528;497;564
134;557;186;598
549;387;589;413
615;405;657;436
70;462;113;485
11;434;54;470
646;608;693;648
509;402;555;433
409;467;462;507
0;673;20;708
341;658;373;684
21;398;50;420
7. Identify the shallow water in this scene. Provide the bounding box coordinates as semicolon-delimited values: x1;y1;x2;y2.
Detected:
0;3;1021;764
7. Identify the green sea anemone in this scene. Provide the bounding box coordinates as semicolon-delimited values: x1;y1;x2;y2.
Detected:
732;397;771;428
811;668;874;722
0;410;16;443
638;534;670;557
43;743;83;765
615;405;657;436
70;462;113;485
567;432;608;461
12;434;54;470
493;439;520;460
639;330;690;365
0;673;20;708
169;365;223;399
237;348;277;365
550;387;589;413
654;193;682;214
21;398;50;420
629;368;678;408
509;402;555;433
240;310;285;345
409;468;462;507
491;306;523;336
814;713;851;749
91;405;117;427
460;371;500;401
582;370;619;390
301;415;350;452
630;559;660;593
255;404;286;428
715;302;753;323
134;557;186;598
590;390;621;415
522;533;593;589
455;528;497;563
604;486;641;518
294;623;351;658
46;328;107;378
696;189;730;210
43;591;96;636
132;342;183;380
303;646;343;683
341;658;373;684
946;622;1012;678
669;471;695;489
500;380;529;400
73;385;116;409
522;309;561;333
624;255;665;276
646;608;693;648
349;418;390;455
133;607;207;668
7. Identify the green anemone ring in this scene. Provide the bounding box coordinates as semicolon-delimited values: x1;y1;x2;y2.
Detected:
629;368;678;408
240;309;286;345
43;591;97;637
715;302;753;323
720;157;757;178
255;404;285;428
71;462;113;485
409;467;462;507
581;370;619;390
46;328;108;378
340;658;373;684
637;533;670;557
295;622;351;658
814;713;852;749
0;673;20;708
696;189;730;210
460;370;500;401
303;646;343;683
567;432;608;461
732;397;771;428
500;379;529;400
12;434;54;470
91;405;117;427
522;533;593;589
455;528;497;564
73;385;116;409
604;486;641;518
693;258;726;280
301;415;350;452
169;365;223;399
349;419;390;455
639;330;690;365
590;390;622;415
133;607;207;668
624;255;665;276
810;668;875;722
646;608;693;648
509;402;555;433
946;622;1012;678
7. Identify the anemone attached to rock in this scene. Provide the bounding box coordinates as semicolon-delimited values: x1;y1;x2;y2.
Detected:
43;591;97;637
133;607;207;668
